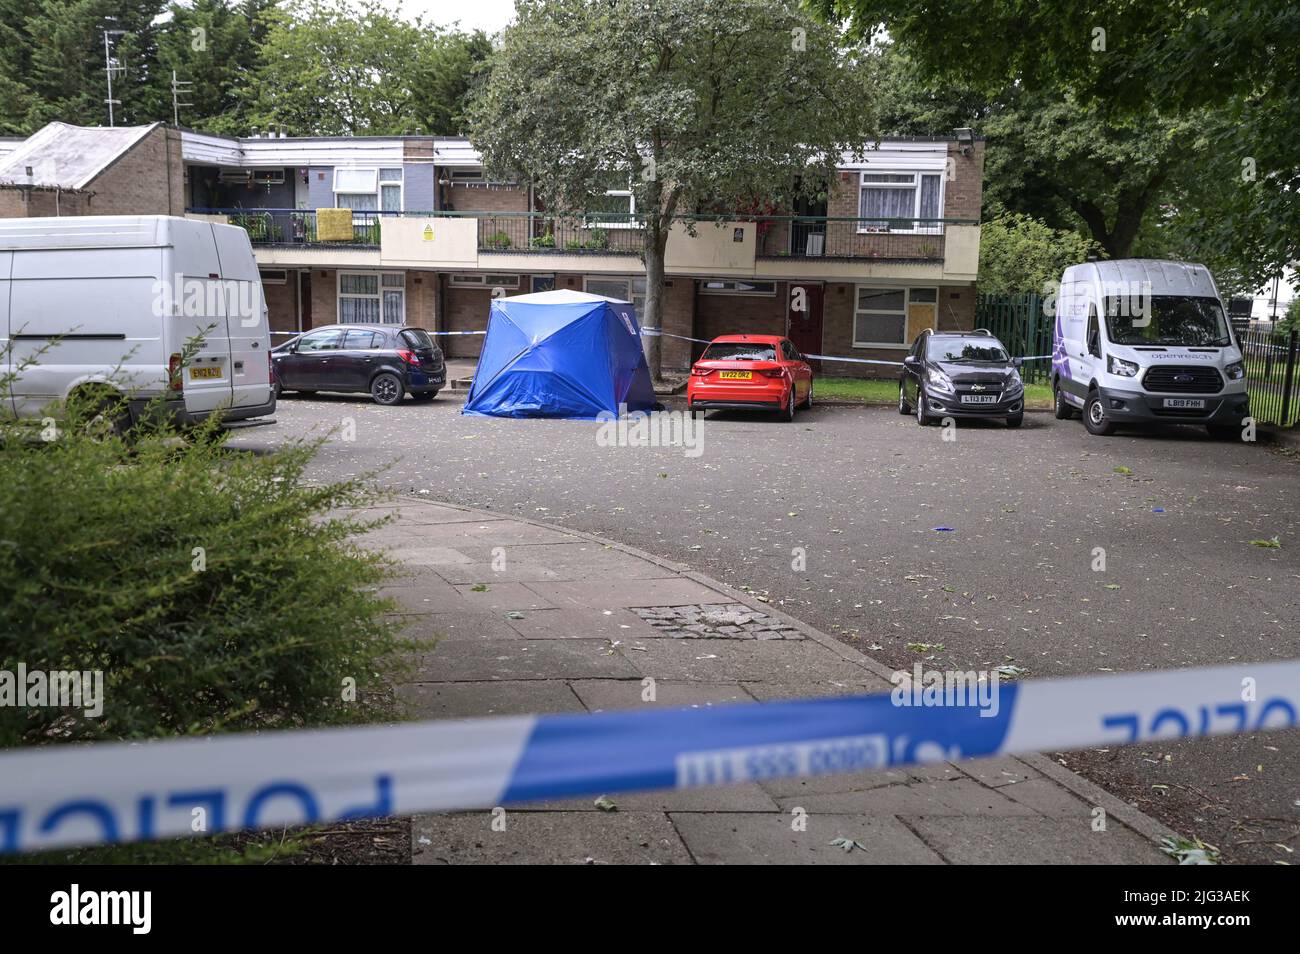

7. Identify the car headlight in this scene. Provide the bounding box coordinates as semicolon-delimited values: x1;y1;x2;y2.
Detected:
1107;354;1139;377
927;368;955;392
1003;372;1023;394
1225;362;1245;380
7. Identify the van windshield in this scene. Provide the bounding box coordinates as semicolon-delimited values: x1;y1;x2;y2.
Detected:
1104;296;1232;347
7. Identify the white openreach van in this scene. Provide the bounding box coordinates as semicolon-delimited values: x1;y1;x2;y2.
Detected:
0;215;275;427
1051;259;1249;437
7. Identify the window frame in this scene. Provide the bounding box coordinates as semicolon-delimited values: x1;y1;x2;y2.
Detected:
698;279;778;297
448;273;521;289
857;170;945;235
337;270;406;325
333;167;403;213
852;285;915;349
584;189;642;230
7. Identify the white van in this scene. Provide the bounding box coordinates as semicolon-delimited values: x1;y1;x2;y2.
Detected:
1051;259;1249;437
0;215;275;428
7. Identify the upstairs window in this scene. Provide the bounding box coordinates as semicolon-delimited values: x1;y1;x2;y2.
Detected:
858;171;943;233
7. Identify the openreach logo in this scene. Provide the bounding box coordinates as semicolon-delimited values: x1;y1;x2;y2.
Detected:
0;665;103;718
151;273;263;326
50;885;151;935
595;405;704;458
890;664;1002;718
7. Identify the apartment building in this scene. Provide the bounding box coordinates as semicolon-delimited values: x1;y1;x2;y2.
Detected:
0;122;984;376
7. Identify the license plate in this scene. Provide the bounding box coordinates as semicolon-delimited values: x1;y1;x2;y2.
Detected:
718;370;752;380
190;366;222;380
959;393;998;404
1164;398;1205;409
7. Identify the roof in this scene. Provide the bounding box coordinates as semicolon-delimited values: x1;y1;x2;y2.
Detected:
1068;259;1219;298
0;122;159;189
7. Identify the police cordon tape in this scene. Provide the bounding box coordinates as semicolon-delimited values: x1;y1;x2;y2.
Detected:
1;660;1296;854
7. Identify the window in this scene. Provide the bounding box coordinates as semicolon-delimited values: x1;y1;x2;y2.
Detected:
586;190;640;228
858;171;944;233
926;336;1009;362
701;341;777;362
342;329;382;350
333;167;402;213
699;279;777;296
338;272;405;324
258;268;288;284
585;276;646;316
853;287;908;347
297;329;343;352
449;274;521;288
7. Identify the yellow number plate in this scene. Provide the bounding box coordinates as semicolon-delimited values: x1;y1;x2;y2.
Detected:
190;366;222;380
718;370;752;380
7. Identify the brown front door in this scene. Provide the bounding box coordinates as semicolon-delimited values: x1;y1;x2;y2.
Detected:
786;282;824;370
299;270;313;331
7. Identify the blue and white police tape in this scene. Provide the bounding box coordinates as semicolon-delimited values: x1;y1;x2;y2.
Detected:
2;659;1295;854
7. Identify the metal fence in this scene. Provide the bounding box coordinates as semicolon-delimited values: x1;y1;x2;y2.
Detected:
1240;326;1299;427
974;293;1053;383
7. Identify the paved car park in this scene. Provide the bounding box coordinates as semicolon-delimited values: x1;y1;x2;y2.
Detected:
231;394;1300;862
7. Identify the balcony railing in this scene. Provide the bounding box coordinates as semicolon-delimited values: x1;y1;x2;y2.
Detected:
189;208;975;261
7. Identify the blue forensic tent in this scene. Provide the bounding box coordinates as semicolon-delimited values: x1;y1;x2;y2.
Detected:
462;289;659;419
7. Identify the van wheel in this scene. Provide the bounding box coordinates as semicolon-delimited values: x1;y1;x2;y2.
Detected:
1053;384;1076;420
1083;390;1116;436
371;372;405;406
898;381;912;415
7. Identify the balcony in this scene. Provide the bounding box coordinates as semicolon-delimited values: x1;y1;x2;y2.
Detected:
188;208;979;279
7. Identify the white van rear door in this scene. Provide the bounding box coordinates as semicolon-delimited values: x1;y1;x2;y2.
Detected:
165;221;234;416
211;224;271;410
0;250;10;416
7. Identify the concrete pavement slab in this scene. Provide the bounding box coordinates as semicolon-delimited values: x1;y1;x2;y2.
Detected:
451;581;558;612
902;815;1169;864
568;678;754;711
411;811;692;865
407;638;640;682
397;680;584;719
771;779;1040;817
614;637;875;683
527;577;729;609
502;607;664;640
389;612;520;643
669;812;945;865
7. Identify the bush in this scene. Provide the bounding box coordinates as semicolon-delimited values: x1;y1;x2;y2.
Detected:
485;230;512;249
0;391;405;750
978;213;1101;295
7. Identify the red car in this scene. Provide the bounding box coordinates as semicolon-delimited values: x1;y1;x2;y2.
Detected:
686;334;814;421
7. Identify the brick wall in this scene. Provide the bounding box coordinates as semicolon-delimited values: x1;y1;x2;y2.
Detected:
0;187;93;217
85;126;185;216
939;286;976;332
311;269;337;327
261;276;299;335
695;285;785;346
943;140;984;221
659;278;695;370
404;271;437;331
443;183;530;213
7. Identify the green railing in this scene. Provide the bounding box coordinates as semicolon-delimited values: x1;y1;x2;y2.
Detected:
974;292;1054;383
1241;326;1299;427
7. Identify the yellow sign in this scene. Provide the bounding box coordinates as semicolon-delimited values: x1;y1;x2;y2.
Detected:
422;224;434;241
315;208;354;242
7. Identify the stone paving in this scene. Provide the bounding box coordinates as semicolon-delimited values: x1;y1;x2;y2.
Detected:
350;498;1178;865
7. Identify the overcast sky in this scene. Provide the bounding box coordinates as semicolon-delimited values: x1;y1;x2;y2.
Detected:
385;0;518;34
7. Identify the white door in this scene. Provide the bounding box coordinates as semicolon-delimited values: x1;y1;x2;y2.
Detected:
165;221;235;416
212;223;271;409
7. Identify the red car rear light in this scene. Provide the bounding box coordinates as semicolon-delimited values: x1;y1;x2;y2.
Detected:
397;348;418;365
690;366;710;376
759;367;787;378
168;353;183;391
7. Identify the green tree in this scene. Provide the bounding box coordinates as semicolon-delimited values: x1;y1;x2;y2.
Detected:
155;0;277;133
468;0;872;376
811;0;1300;293
412;28;492;135
977;213;1100;296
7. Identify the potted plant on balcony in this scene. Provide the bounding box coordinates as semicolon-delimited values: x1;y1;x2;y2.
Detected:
530;232;556;249
486;230;513;250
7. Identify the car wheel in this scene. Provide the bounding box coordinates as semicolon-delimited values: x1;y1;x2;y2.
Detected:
1083;390;1115;435
898;381;911;415
915;385;933;426
1053;383;1076;419
272;379;282;400
801;380;813;409
370;372;405;406
1006;413;1024;428
781;385;796;422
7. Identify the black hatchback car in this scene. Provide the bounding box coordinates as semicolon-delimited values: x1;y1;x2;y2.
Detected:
899;329;1025;427
272;324;446;405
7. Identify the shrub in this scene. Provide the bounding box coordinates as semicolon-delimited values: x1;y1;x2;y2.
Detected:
0;389;405;750
485;230;512;249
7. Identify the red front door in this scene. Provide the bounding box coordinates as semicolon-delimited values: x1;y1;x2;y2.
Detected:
786;282;824;371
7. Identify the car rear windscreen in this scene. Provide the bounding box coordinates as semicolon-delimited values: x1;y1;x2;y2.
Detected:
701;342;777;361
400;329;436;350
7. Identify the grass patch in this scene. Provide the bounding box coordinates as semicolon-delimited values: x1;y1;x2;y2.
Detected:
816;377;1052;409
